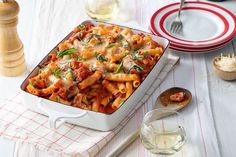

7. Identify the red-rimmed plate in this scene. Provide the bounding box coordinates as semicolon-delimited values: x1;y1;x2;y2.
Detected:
149;26;233;53
150;1;236;48
170;40;232;53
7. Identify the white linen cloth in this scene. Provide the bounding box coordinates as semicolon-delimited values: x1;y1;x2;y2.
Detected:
3;0;220;156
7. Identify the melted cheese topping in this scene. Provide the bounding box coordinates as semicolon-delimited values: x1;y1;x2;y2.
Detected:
26;23;165;114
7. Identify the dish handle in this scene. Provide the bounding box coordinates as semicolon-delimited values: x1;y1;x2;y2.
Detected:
37;98;87;129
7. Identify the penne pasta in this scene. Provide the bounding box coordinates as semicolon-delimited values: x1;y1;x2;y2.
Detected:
92;97;100;112
147;47;163;56
26;84;40;96
25;22;164;114
102;80;119;96
125;82;133;99
49;93;71;105
111;96;125;110
80;50;95;59
79;71;102;89
133;80;140;88
121;28;131;35
101;94;113;107
105;73;140;82
117;83;126;94
41;85;55;96
103;62;119;71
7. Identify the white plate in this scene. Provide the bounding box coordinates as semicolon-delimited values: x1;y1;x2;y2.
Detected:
170;39;232;53
149;26;234;53
150;1;236;48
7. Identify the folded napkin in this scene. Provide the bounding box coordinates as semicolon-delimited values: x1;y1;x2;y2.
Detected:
0;54;179;157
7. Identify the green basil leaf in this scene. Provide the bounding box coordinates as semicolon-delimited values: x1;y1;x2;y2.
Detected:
128;64;143;73
96;54;107;62
115;62;123;74
121;41;129;48
57;48;76;58
93;34;101;39
53;68;61;77
86;33;101;43
63;68;77;80
123;43;129;48
133;47;140;53
125;51;130;56
130;55;144;61
78;56;87;61
106;43;116;48
118;34;124;41
95;41;103;46
29;82;35;86
81;42;88;46
69;69;77;79
133;64;143;72
78;24;85;29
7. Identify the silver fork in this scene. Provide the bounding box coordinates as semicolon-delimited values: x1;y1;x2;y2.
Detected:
170;0;185;33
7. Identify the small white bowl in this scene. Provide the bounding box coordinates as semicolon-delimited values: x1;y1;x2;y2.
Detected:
212;55;236;81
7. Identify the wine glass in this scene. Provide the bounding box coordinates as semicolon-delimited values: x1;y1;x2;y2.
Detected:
85;0;119;21
140;108;186;155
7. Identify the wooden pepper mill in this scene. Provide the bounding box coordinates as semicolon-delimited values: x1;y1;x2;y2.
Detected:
0;0;26;76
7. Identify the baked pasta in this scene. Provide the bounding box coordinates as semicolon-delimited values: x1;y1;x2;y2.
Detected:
26;22;164;114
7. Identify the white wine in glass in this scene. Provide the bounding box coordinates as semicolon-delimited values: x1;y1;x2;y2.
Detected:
85;0;119;21
140;109;186;155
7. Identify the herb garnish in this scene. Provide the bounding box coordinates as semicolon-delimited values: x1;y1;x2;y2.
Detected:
82;33;101;46
87;33;101;43
78;24;85;30
106;43;116;48
92;34;101;38
53;68;61;77
95;41;103;46
115;62;123;74
130;55;144;61
96;54;107;62
118;34;124;41
78;56;87;61
57;48;76;58
128;64;143;73
121;41;129;48
29;82;35;86
134;65;143;72
133;47;141;53
63;68;77;80
81;42;88;46
69;69;77;79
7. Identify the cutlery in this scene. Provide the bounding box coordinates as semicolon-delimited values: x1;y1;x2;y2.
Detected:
170;0;185;33
106;87;192;157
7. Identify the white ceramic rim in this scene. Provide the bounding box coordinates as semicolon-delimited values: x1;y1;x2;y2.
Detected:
149;25;234;53
170;39;232;53
150;1;236;48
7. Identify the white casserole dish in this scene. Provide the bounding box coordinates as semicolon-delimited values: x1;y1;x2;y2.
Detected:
20;20;169;131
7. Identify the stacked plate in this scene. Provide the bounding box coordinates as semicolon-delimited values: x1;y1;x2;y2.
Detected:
150;1;236;53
